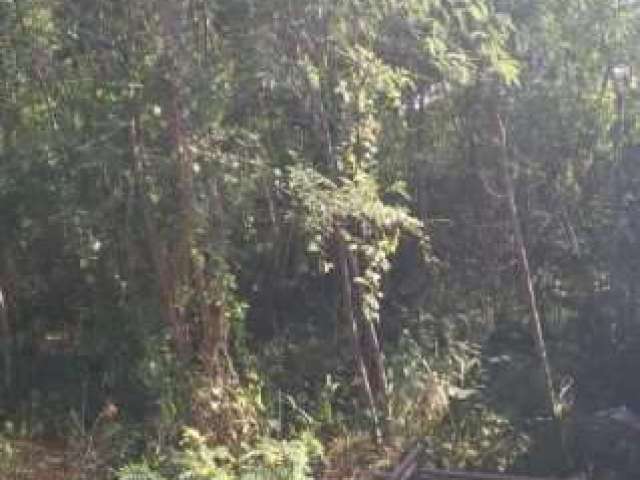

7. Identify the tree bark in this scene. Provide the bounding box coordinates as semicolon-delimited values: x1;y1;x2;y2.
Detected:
0;287;11;395
336;230;386;444
127;0;232;380
0;251;16;398
129;111;192;360
493;111;556;417
127;0;198;362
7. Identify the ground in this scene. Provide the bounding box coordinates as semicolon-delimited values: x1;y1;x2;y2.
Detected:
1;438;77;480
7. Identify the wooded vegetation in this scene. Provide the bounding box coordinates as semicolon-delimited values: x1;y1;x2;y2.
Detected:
1;0;640;479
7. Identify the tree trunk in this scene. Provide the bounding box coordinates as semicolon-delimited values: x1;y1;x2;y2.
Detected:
129;111;192;361
127;0;232;381
0;287;11;395
362;297;388;427
127;0;199;363
493;111;556;417
336;230;386;444
0;251;16;399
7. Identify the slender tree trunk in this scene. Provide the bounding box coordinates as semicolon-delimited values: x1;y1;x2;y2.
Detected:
0;287;11;395
336;231;385;444
360;282;388;433
0;250;16;399
493;111;556;417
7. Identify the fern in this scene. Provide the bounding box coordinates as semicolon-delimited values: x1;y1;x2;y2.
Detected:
116;463;167;480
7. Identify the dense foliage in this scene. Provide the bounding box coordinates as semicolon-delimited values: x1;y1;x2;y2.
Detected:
1;0;640;478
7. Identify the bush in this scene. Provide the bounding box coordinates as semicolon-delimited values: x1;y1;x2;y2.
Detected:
175;427;322;480
117;462;167;480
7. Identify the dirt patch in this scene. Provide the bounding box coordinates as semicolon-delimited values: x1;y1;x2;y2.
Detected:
1;439;81;480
